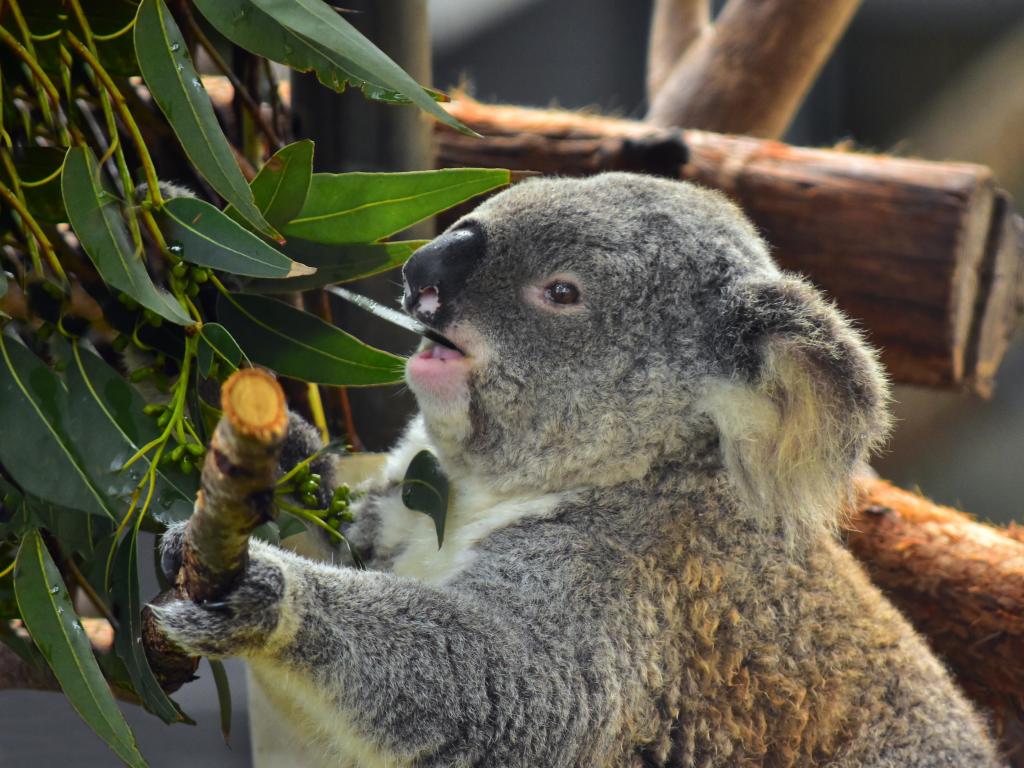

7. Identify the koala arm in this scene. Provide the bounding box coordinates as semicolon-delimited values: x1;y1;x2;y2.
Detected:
153;528;613;765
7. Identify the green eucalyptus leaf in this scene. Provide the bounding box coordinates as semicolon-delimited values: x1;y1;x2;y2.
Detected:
133;0;276;238
216;292;405;386
0;332;117;520
193;0;469;131
198;322;244;377
281;169;510;245
162;197;313;278
112;529;189;725
66;342;196;526
208;659;232;743
244;140;314;228
14;530;148;768
241;240;424;293
60;146;191;327
401;450;449;548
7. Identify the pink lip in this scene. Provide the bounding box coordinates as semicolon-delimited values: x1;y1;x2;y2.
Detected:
406;343;470;396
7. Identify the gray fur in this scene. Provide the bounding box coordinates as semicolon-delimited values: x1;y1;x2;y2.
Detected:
154;174;1002;766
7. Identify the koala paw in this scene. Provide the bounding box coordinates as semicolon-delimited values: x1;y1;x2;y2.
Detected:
150;532;287;658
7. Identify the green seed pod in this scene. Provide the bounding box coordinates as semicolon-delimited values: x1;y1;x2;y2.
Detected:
328;517;342;531
143;403;164;416
157;409;172;427
301;492;319;509
329;499;346;515
160;452;175;465
169;444;185;462
180;458;193;475
192;267;210;284
340;510;354;524
300;479;319;495
185;443;204;457
187;282;200;297
294;464;311;481
171;262;189;279
129;367;153;383
332;484;350;501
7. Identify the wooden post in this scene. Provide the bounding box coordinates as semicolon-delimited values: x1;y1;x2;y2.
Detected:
646;0;863;138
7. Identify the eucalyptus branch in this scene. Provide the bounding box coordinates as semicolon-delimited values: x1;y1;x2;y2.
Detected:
0;151;43;274
0;24;68;143
64;32;164;206
0;178;66;283
65;2;146;252
1;0;69;144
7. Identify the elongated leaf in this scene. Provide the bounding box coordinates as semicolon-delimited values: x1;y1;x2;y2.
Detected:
14;530;147;767
281;169;510;245
162;197;313;278
194;0;470;133
241;240;423;293
248;140;314;228
133;0;276;238
208;659;232;743
67;342;196;525
112;530;188;724
0;333;117;519
401;450;449;548
198;323;244;377
217;292;405;386
61;147;191;326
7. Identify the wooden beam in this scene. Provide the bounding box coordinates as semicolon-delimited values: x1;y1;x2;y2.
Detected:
433;98;1023;393
849;478;1024;761
646;0;862;138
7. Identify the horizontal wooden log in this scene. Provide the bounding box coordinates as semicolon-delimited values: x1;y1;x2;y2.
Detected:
849;478;1024;762
434;98;1024;393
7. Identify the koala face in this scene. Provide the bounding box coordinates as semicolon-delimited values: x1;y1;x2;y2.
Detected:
401;173;888;521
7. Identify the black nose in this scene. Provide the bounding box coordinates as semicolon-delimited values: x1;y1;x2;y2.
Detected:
402;224;485;326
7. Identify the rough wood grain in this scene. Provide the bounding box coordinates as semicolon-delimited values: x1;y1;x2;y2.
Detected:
849;477;1024;763
434;98;1023;392
646;0;862;138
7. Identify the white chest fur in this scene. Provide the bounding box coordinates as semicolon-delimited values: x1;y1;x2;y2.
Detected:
376;481;566;584
367;417;570;585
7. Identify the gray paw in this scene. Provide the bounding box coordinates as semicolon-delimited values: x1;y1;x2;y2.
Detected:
149;546;286;658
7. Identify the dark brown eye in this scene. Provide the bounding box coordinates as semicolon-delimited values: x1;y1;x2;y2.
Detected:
544;281;580;305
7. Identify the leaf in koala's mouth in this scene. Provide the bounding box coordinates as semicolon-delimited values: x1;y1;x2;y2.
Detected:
327;286;462;353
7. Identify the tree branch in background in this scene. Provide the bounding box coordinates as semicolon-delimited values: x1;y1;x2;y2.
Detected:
646;0;862;138
849;478;1024;758
646;0;711;104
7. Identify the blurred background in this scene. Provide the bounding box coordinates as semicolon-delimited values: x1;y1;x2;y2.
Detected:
3;1;1022;765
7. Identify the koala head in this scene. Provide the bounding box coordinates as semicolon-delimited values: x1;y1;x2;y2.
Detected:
402;173;890;542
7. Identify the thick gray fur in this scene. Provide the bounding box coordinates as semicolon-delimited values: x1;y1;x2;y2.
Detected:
154;173;1003;766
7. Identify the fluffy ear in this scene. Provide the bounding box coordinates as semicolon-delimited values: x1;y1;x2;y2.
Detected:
701;276;892;544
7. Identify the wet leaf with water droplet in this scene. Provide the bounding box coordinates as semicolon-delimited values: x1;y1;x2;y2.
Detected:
162;196;313;278
14;530;148;767
134;0;277;238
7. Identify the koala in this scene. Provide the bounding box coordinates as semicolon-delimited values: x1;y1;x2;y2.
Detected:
153;173;1002;767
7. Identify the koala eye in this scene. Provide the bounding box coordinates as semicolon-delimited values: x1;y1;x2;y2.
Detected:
544;280;581;306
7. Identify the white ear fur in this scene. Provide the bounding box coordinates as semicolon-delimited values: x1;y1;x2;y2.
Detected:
702;279;892;546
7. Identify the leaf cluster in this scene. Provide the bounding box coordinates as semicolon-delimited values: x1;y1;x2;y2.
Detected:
0;1;506;763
